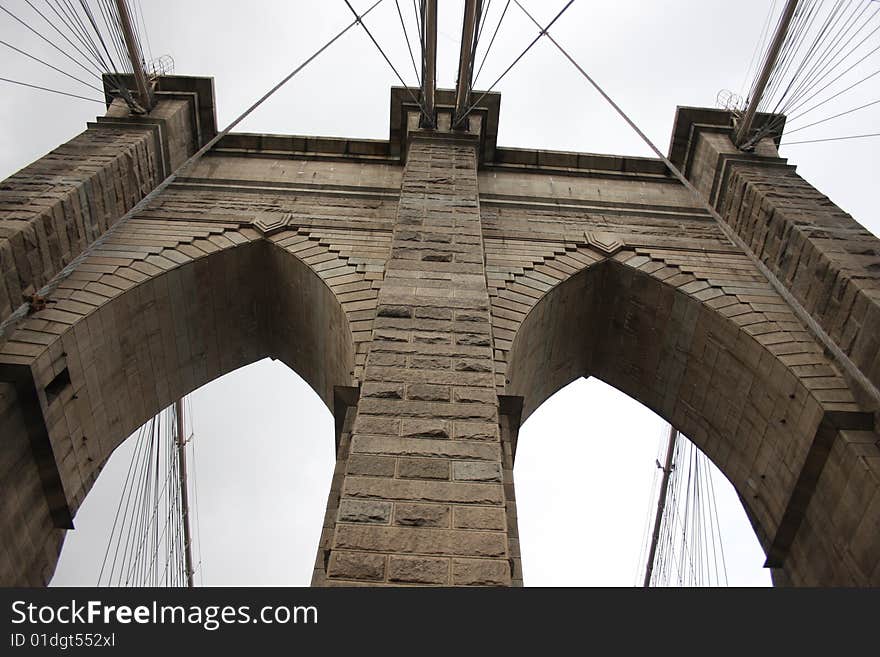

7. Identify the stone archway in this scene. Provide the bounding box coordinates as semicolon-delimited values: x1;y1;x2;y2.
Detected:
501;252;879;585
0;229;373;585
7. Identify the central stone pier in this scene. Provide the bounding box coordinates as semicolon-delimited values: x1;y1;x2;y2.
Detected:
313;110;517;586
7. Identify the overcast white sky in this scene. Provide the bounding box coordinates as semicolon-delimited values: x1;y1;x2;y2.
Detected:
2;1;877;587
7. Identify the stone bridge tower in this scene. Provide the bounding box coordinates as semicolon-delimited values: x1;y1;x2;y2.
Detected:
1;78;878;587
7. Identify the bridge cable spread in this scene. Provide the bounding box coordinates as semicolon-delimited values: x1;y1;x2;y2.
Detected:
343;0;433;125
637;427;729;587
741;0;880;148
455;0;574;127
97;397;203;586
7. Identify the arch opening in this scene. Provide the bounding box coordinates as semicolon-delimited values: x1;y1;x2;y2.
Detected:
51;357;335;586
1;236;358;585
503;256;861;582
514;376;772;586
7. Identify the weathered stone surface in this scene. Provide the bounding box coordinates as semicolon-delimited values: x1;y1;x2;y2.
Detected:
350;436;501;461
454;506;506;531
453;461;503;482
399;418;450;439
388;556;449;584
347;454;396;477
397;457;450;480
393;503;450;528
343;477;504;505
327;551;386;581
362;382;405;399
407;383;451;401
452;421;499;441
337;500;392;524
452;558;511;586
333;526;507;558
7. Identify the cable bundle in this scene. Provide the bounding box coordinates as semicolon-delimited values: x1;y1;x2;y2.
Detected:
97;398;204;587
635;428;729;588
742;0;880;148
1;0;154;109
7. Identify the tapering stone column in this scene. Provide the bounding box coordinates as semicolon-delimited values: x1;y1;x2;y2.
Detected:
313;116;517;586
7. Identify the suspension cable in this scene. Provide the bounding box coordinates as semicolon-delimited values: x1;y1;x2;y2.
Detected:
394;0;420;84
457;0;575;126
342;0;431;122
0;3;103;81
472;0;510;87
0;38;105;93
782;130;880;144
0;76;104;102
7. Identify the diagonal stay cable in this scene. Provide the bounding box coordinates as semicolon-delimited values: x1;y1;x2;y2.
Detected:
456;0;574;126
463;0;486;99
79;0;122;75
756;21;880;141
51;0;127;94
0;76;104;102
472;0;510;87
786;96;880;134
782;131;880;144
788;63;880;122
0;38;105;93
78;0;141;108
134;0;153;64
0;0;385;342
782;0;871;113
783;1;876;114
413;0;424;45
343;0;430;123
24;0;106;78
467;0;489;88
47;0;115;78
394;0;420;85
512;0;880;408
0;3;103;81
477;0;493;44
740;0;777;101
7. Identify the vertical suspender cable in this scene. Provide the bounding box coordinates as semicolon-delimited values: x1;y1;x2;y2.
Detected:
175;399;194;588
643;426;678;587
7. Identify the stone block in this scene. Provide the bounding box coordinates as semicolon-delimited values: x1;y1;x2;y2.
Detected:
393;503;450;528
452;558;511;586
327;551;386;581
387;556;449;584
337;499;392;524
453;461;503;482
454;505;506;530
406;383;451;401
400;418;450;439
333;525;507;558
397;457;450;480
347;454;397;477
343;476;505;505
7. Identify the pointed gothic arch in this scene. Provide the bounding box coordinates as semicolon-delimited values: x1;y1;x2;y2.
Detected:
500;250;879;584
0;229;378;585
